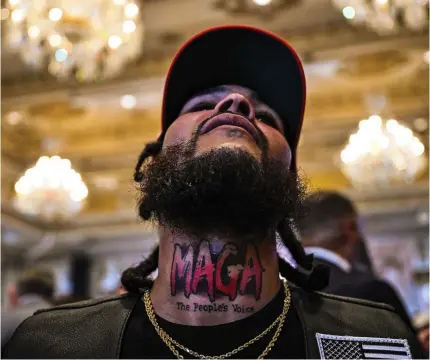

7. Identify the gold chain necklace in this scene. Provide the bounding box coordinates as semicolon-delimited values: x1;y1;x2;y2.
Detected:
143;279;291;359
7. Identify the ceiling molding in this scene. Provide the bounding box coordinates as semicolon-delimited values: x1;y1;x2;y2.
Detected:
1;211;45;240
2;24;427;97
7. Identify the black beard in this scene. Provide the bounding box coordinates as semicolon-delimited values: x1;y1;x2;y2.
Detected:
137;142;308;242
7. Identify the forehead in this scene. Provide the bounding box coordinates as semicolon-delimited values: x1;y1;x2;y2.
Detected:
197;85;257;99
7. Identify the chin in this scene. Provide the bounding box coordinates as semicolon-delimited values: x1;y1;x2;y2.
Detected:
195;140;262;159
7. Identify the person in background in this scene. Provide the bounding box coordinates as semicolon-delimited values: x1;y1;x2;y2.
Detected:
298;191;414;329
1;268;54;349
413;310;429;358
353;235;375;275
117;285;127;295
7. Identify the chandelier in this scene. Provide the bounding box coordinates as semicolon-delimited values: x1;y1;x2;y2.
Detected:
332;0;428;35
3;0;143;82
14;156;89;220
340;115;427;188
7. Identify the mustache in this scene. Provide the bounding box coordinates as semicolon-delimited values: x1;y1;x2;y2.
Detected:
188;111;268;153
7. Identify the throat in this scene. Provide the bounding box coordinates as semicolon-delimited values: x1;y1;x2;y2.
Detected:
149;233;281;326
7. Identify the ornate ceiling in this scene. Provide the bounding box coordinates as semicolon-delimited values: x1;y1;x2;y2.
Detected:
1;0;428;253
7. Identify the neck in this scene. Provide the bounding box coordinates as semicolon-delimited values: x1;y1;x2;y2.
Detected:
150;228;281;326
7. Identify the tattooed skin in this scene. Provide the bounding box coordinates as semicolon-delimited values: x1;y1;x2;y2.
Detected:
170;240;265;303
176;301;255;314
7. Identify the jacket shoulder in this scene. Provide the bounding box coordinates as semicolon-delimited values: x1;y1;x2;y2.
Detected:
3;294;139;359
35;293;131;314
290;285;422;359
315;289;396;312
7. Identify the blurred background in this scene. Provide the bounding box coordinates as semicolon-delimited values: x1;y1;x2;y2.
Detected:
1;0;428;317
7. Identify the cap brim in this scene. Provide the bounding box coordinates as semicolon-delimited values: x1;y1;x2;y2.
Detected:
161;25;306;168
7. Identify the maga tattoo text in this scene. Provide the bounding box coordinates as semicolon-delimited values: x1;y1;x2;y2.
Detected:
170;241;265;302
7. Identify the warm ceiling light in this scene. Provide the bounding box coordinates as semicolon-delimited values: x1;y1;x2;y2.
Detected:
417;211;429;225
55;49;68;62
120;95;137;109
123;20;136;33
214;0;298;19
333;0;428;35
108;35;122;49
125;3;138;17
413;117;428;132
14;155;88;220
48;33;62;47
4;0;144;82
6;111;23;125
11;9;25;22
93;176;118;190
342;6;355;19
253;0;272;6
424;50;429;64
340;115;427;187
48;8;62;21
28;25;40;38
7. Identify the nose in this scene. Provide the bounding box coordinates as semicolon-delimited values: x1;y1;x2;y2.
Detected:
214;93;255;121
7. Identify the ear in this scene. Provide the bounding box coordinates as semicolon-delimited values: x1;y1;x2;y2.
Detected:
7;284;18;307
300;235;313;248
341;218;358;246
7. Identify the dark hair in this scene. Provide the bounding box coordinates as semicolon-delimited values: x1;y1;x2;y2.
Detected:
122;141;329;294
133;139;164;183
16;268;55;300
296;191;357;245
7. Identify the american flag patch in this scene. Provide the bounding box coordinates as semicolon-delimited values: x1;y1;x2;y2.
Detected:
316;333;412;359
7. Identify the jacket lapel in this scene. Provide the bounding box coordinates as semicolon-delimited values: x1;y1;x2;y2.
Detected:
114;295;140;358
290;285;321;358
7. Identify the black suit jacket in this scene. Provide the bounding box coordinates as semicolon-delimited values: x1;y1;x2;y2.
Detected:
314;258;414;330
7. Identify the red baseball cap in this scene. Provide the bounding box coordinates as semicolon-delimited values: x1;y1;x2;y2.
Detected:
160;25;306;169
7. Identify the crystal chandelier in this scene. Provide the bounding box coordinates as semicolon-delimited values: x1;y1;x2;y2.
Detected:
332;0;428;35
340;115;427;188
14;156;89;220
3;0;144;81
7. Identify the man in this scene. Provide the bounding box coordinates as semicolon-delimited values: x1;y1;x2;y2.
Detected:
1;268;54;349
353;235;375;274
298;191;414;328
4;25;421;359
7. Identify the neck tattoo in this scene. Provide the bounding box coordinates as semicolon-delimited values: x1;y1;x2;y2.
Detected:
169;240;265;314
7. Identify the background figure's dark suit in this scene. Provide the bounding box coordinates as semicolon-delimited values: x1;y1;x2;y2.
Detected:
308;250;414;331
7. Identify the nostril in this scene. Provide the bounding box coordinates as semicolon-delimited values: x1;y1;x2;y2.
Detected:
238;102;251;118
218;99;233;113
216;94;254;119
